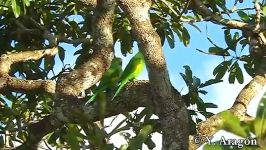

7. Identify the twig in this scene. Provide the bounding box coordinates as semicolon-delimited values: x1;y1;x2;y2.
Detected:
160;0;180;18
254;0;261;32
181;16;212;23
191;0;261;30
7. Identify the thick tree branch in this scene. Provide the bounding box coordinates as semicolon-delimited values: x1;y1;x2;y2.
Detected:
231;75;266;116
189;74;266;149
0;77;55;94
0;47;57;93
117;0;188;149
56;0;116;97
15;80;155;149
0;47;58;75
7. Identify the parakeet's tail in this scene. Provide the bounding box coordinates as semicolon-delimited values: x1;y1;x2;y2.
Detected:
111;81;126;101
85;93;98;105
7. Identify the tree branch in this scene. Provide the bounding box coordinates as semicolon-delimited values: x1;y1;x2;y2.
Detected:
189;74;266;149
78;0;97;7
117;0;188;149
191;0;266;31
0;47;57;93
56;0;116;97
15;80;155;149
15;116;63;150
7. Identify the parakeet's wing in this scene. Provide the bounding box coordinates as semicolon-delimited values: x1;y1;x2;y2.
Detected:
112;52;145;100
86;58;122;104
97;66;122;90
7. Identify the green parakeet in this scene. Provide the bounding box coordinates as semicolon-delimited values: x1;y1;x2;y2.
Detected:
85;57;122;104
112;52;145;100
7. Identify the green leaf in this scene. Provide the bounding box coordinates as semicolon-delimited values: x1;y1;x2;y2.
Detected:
165;29;175;49
244;63;255;77
184;65;193;81
224;29;232;48
65;124;82;150
11;0;21;18
203;141;225;150
48;132;60;145
182;27;190;47
180;65;193;87
157;28;166;46
17;131;27;141
44;56;55;71
144;138;156;149
171;23;182;43
119;144;128;150
199;79;223;88
197;97;206;112
253;94;266;144
129;124;153;149
198;89;208;95
235;63;244;84
256;94;266;119
209;47;230;56
58;46;65;62
121;33;133;55
237;11;249;22
23;0;30;6
263;5;266;16
228;63;242;84
219;111;248;137
204;103;218;108
231;32;239;51
0;136;4;148
189;23;201;32
213;61;231;80
228;68;236;84
192;76;201;88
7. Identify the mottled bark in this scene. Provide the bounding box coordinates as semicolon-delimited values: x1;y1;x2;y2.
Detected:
0;47;57;93
56;0;116;97
189;75;266;149
15;80;156;149
117;0;189;149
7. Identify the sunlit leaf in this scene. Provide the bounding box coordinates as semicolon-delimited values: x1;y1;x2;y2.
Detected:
263;5;266;16
219;111;248;137
253;94;266;146
129;124;153;149
11;0;21;18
